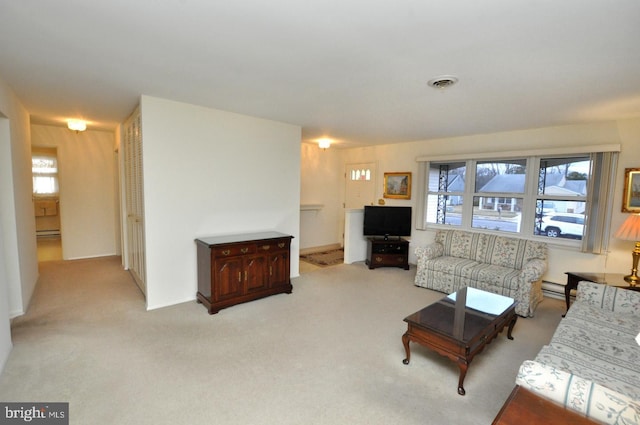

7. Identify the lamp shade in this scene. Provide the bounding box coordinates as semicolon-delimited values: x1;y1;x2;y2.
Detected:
615;214;640;241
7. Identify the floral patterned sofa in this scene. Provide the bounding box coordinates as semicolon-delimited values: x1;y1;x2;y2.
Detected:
515;281;640;424
414;229;547;317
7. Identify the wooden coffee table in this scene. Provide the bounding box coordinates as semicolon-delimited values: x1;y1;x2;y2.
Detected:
402;287;518;395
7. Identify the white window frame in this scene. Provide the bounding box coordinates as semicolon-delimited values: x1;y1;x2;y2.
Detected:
415;145;620;253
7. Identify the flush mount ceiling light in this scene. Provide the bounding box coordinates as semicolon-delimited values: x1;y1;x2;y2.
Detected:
318;138;331;150
67;119;87;132
427;75;459;89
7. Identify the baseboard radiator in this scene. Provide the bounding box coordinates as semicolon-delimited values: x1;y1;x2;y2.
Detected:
36;229;61;237
542;280;566;301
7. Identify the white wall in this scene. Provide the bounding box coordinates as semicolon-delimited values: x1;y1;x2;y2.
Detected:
0;75;39;373
607;117;640;273
300;119;640;285
140;96;301;310
0;216;11;373
31;125;118;260
299;142;344;249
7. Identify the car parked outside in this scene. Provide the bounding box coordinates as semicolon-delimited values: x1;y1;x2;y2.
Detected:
540;213;585;239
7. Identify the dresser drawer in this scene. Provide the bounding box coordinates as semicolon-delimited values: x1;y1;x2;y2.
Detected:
257;239;290;252
213;243;256;258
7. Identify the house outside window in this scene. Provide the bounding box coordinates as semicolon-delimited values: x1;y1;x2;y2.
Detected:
420;148;618;253
534;156;589;239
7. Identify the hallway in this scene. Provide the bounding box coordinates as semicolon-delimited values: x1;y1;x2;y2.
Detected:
36;236;62;262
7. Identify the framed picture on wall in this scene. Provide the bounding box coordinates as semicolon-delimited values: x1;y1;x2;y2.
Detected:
622;168;640;212
383;172;411;199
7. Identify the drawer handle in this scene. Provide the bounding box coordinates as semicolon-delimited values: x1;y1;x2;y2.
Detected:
222;249;231;256
240;248;249;254
375;256;383;263
278;243;285;248
261;245;271;250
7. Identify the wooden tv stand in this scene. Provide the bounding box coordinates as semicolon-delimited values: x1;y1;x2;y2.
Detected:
365;237;409;270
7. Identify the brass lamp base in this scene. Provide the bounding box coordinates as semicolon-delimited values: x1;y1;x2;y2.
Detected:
625;244;640;287
624;273;639;286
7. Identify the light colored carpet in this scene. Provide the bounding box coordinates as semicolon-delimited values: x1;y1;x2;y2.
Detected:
0;256;564;424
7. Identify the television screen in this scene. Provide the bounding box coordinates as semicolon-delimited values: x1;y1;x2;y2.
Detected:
363;206;412;237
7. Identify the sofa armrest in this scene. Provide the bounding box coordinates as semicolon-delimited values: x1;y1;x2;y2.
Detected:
576;281;640;315
415;243;444;261
516;360;640;425
519;258;546;283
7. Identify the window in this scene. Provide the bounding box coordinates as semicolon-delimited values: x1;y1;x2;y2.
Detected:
472;159;526;233
425;162;465;226
419;148;619;253
351;168;371;181
534;156;588;239
32;154;59;196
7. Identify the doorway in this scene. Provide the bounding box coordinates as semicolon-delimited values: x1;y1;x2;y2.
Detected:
32;146;62;261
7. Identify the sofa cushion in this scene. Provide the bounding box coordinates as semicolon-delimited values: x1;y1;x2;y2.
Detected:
434;230;547;269
535;302;640;400
482;235;548;269
435;229;485;260
421;256;521;292
480;234;526;269
576;280;640;315
516;360;640;425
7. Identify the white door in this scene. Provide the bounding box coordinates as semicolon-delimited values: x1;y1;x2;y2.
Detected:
123;108;146;295
345;162;377;209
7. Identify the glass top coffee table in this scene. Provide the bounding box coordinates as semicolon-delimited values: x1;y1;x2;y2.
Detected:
402;287;518;395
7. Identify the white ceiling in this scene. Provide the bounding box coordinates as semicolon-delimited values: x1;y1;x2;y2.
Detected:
1;1;639;148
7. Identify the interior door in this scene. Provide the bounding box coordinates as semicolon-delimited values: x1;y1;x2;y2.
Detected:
124;108;147;295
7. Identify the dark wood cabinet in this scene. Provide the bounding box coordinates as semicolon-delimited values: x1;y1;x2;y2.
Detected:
366;237;409;270
196;232;293;314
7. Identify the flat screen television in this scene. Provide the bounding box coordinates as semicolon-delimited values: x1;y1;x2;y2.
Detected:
363;206;412;239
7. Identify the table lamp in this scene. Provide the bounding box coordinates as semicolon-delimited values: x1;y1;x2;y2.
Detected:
614;213;640;286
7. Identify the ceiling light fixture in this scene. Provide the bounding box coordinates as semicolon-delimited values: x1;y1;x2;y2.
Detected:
67;120;87;132
427;75;459;90
318;138;331;150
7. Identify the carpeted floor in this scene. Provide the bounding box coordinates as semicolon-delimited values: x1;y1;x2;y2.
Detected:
300;248;344;267
0;256;564;424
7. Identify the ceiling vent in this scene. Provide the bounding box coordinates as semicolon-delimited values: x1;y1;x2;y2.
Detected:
427;75;459;89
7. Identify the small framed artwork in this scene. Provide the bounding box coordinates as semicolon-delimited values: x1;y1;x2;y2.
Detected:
622;168;640;213
383;172;411;199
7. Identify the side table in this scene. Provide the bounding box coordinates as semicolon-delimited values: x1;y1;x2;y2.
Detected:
563;271;640;316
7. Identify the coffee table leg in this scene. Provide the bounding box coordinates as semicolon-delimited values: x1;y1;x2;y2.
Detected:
507;315;518;340
457;360;468;396
402;332;411;365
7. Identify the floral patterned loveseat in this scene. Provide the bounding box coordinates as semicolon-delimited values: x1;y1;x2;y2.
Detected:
414;229;547;317
516;281;640;424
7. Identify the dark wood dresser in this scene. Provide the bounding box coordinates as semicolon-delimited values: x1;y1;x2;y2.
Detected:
196;231;293;314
